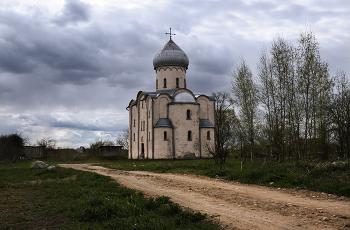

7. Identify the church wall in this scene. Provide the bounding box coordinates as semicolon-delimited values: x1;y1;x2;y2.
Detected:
200;127;215;158
156;66;186;90
154;127;173;159
147;98;153;159
159;97;168;118
207;100;215;126
153;99;160;126
153;95;170;126
197;97;209;119
138;99;148;159
169;103;200;158
130;104;139;159
128;103;133;159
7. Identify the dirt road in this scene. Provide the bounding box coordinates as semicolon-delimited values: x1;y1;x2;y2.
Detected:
59;164;350;230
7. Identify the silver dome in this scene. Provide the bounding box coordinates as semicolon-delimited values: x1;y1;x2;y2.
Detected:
153;39;189;69
173;92;195;103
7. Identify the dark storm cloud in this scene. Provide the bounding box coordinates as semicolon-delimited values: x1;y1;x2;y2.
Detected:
0;48;36;74
0;0;348;148
50;119;117;132
51;0;91;26
0;5;158;112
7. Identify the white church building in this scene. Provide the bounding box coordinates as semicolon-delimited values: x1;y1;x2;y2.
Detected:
127;34;215;159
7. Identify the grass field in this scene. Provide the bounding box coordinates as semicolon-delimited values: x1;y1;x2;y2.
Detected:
102;158;350;198
2;157;349;229
0;160;220;229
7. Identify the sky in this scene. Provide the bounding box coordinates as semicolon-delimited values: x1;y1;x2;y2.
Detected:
0;0;349;148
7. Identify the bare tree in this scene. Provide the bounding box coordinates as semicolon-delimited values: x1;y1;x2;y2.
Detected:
36;137;56;159
205;91;234;166
116;129;129;150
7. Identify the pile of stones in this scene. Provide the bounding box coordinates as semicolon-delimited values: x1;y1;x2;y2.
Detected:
31;161;56;172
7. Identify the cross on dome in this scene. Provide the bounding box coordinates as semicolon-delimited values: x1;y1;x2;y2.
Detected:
165;28;176;40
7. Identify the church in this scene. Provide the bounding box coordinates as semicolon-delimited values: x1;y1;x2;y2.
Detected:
127;32;215;159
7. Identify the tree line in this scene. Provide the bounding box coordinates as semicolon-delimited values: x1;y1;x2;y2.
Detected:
213;27;350;164
0;131;129;162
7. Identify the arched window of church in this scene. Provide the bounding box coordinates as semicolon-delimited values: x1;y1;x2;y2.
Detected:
164;131;167;140
156;79;158;89
207;131;210;140
184;79;186;88
176;78;179;88
188;131;192;141
164;78;167;88
187;109;191;120
133;133;135;141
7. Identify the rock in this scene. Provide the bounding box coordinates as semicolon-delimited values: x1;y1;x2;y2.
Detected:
31;161;48;169
47;166;57;172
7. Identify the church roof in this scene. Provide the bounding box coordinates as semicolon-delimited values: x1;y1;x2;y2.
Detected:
154;118;173;128
142;89;177;99
199;119;214;128
153;39;189;69
195;94;215;101
140;89;215;104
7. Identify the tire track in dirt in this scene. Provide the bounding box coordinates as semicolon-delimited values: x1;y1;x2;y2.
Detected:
59;164;350;230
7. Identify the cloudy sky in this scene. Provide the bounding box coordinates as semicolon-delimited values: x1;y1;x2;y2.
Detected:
0;0;349;148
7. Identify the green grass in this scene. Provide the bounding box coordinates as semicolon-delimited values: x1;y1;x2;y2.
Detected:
0;160;220;230
44;156;128;165
102;158;350;198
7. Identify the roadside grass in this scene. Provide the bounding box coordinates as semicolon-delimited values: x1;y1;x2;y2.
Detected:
103;158;350;198
0;160;220;230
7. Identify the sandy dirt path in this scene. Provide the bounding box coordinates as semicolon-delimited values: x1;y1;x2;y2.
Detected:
59;164;350;230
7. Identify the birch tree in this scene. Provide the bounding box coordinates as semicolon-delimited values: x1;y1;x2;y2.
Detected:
327;70;350;160
232;57;259;162
296;28;332;159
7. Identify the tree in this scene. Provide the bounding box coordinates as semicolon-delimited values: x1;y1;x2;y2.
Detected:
258;36;300;162
116;129;129;150
296;27;332;159
327;70;350;160
0;133;26;162
231;57;259;162
36;137;56;159
205;92;234;166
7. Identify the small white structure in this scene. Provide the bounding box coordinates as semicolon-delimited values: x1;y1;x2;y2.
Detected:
127;36;215;159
